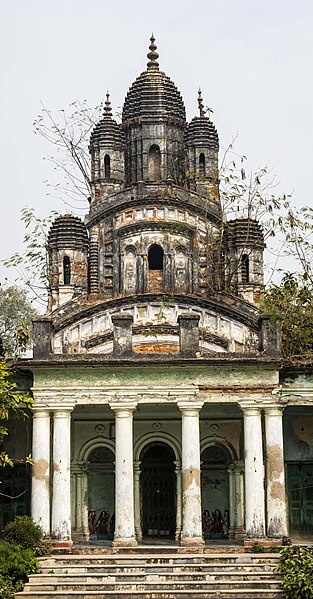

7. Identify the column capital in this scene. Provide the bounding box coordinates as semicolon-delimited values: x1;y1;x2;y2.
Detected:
109;402;137;415
178;401;204;415
52;407;74;417
263;404;286;415
32;408;51;418
239;403;262;416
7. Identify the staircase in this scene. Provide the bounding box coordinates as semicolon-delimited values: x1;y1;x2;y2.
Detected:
15;551;284;599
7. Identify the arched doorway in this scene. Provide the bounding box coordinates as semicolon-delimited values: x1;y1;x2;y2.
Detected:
148;244;164;292
201;444;231;538
140;443;176;538
88;446;115;537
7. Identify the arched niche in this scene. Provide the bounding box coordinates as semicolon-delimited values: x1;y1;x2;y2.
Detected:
200;439;236;537
104;154;111;180
148;244;164;292
241;253;249;284
87;445;115;531
124;246;137;295
63;255;71;285
148;145;161;181
175;247;187;293
199;152;206;177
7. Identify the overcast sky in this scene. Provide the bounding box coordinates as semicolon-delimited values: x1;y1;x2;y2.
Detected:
0;0;312;290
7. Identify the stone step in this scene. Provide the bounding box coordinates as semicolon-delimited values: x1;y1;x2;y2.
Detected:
22;579;282;591
17;552;283;599
15;590;285;599
31;571;279;581
40;567;277;576
41;553;280;565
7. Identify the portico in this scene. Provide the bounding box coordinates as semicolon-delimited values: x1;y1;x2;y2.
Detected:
29;358;288;547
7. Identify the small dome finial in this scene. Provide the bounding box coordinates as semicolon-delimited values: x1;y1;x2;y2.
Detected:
198;88;204;117
103;91;112;117
147;34;159;70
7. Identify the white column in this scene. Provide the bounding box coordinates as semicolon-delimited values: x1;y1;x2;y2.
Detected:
134;460;142;540
178;402;204;546
234;463;245;537
264;406;288;537
31;409;51;535
51;409;72;545
174;460;182;541
81;464;89;537
227;465;236;537
242;406;265;538
110;403;137;546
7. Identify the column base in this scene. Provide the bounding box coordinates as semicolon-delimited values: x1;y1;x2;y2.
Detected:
180;536;204;548
112;537;138;547
244;537;282;547
51;539;73;549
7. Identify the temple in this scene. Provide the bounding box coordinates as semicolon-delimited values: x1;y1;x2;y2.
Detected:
10;36;312;547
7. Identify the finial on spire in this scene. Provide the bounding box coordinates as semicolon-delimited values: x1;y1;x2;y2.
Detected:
147;34;159;70
103;91;112;117
198;88;204;117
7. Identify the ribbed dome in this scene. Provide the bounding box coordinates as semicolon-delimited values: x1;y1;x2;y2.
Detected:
48;216;89;251
122;36;186;123
90;93;124;150
186;116;219;150
223;219;265;248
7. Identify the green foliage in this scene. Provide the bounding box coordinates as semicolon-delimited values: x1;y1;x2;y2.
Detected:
0;574;19;599
2;209;59;308
261;273;313;357
276;546;313;598
3;516;49;556
0;284;37;357
0;541;38;599
0;359;32;467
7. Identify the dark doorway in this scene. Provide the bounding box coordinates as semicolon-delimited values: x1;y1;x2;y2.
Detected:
140;443;176;538
287;463;313;535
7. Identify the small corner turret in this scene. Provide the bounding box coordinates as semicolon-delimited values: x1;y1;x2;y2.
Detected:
223;219;265;306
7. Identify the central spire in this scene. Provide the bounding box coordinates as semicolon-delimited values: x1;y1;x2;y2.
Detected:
198;88;204;117
103;91;112;117
147;34;159;70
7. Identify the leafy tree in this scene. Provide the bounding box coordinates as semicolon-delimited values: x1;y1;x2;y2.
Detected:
261;273;313;358
0;359;32;468
0;285;37;356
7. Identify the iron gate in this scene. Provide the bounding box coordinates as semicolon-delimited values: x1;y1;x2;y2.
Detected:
140;444;176;537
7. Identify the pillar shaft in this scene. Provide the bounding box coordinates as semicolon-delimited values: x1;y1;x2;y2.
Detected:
110;403;137;546
243;407;265;537
51;410;72;543
134;460;142;540
265;407;288;537
179;403;204;546
31;410;51;535
174;461;182;541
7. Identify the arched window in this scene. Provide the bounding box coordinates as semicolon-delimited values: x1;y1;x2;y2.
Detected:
148;145;161;181
148;244;164;270
199;153;206;177
241;253;249;283
63;256;71;285
104;154;111;179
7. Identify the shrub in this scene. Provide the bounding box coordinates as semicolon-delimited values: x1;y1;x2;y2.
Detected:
2;515;49;556
0;540;38;599
276;545;313;598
